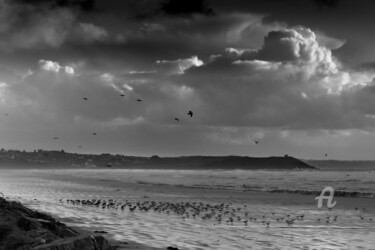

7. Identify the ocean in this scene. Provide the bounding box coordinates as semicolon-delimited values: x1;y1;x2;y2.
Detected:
0;166;374;249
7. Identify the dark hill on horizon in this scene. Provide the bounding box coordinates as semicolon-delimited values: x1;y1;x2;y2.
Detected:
147;155;316;170
0;149;316;170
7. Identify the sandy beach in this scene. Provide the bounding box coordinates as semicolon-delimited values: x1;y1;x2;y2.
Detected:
1;168;374;249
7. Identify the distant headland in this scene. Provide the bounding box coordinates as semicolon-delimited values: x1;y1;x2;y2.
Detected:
0;149;316;170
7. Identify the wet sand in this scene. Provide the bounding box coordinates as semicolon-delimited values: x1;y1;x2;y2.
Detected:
31;169;375;211
1;169;374;249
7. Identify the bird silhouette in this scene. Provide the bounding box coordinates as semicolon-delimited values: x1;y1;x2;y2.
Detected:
175;118;180;122
254;140;259;144
129;206;136;211
120;94;125;97
137;99;142;102
325;153;328;157
92;132;97;135
4;113;9;116
83;97;88;101
187;111;193;117
53;137;59;140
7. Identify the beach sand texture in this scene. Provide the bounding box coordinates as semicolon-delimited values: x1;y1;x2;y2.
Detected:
1;168;374;249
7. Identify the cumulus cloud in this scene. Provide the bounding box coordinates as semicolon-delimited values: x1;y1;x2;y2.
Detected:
171;26;375;130
211;27;339;76
3;26;373;135
39;60;61;72
156;56;203;74
258;28;335;67
315;31;346;50
39;60;75;74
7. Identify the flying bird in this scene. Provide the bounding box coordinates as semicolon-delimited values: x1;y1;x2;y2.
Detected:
120;94;125;97
254;140;259;144
137;99;142;102
174;118;180;122
4;113;9;116
53;137;59;140
325;153;328;157
187;111;193;117
83;97;88;101
92;132;97;135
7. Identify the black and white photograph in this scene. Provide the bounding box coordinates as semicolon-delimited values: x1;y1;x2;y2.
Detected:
0;0;374;249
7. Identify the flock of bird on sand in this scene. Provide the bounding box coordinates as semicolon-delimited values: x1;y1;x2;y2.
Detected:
62;198;373;228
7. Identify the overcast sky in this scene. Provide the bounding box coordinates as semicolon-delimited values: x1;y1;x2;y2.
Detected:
2;0;375;159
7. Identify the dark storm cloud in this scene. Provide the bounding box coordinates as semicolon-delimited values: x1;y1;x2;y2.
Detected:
13;0;96;12
99;0;214;20
0;11;265;74
312;0;339;9
160;0;215;17
0;0;109;52
0;0;74;49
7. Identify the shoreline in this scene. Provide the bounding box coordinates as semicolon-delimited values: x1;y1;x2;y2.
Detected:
0;196;113;249
0;197;165;250
1;168;374;249
20;190;375;249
